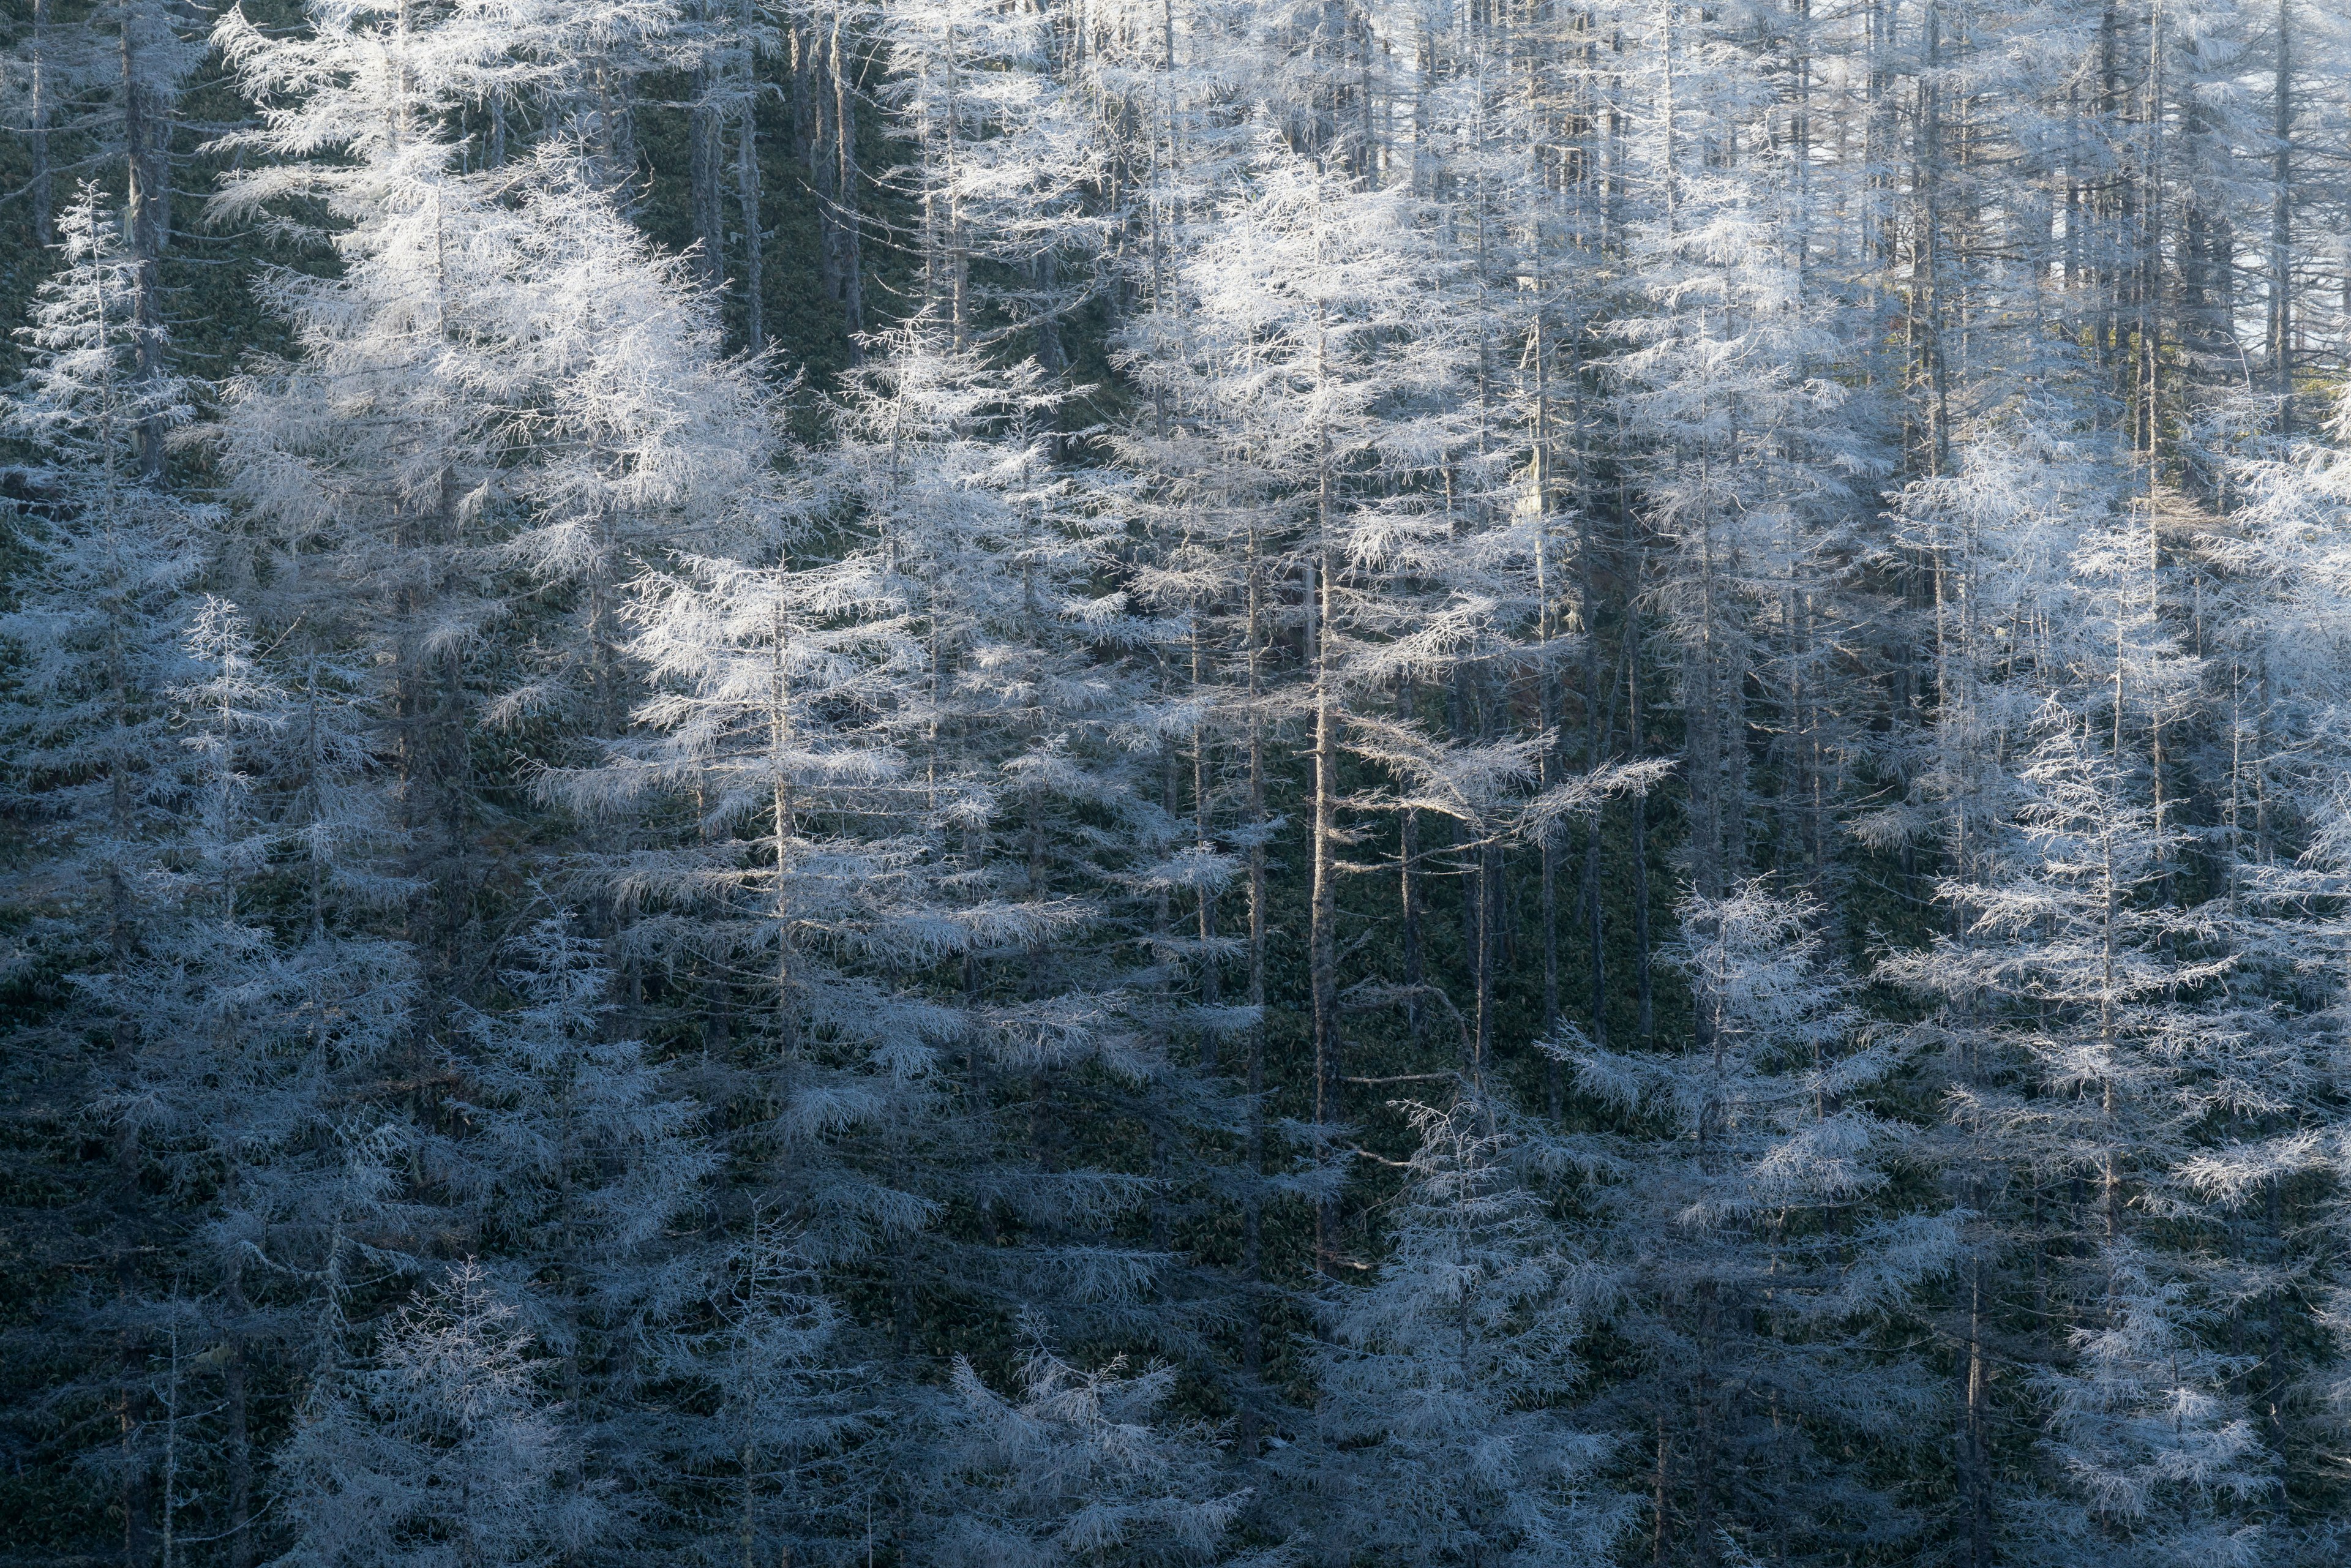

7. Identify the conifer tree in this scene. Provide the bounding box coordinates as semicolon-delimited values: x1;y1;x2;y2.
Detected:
1286;1087;1636;1567
272;1262;609;1568
0;183;208;1562
1569;883;1946;1564
912;1335;1276;1568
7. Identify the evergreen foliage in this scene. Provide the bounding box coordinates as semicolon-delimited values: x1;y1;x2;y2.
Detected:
4;0;2351;1564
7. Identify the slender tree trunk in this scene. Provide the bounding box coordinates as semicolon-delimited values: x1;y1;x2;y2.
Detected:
1628;602;1652;1045
1308;542;1341;1274
1693;1361;1719;1568
224;1258;254;1568
1535;323;1562;1109
2267;1;2292;432
1240;520;1270;1446
1581;526;1613;1053
830;13;865;342
1475;827;1498;1081
1962;1259;1991;1568
1913;0;1951;475
1398;679;1424;1046
2266;1176;2289;1517
29;0;53;248
121;10;170;482
1193;626;1219;1030
736;1;766;351
1652;1409;1671;1567
692;9;727;289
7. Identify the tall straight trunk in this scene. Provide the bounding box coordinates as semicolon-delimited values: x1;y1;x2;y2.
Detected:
223;1258;253;1568
121;10;170;482
1962;1259;1992;1568
1792;0;1811;283
1308;541;1341;1274
29;0;53;247
1913;0;1951;475
934;30;968;347
1580;507;1613;1051
99;392;152;1568
2267;1;2292;432
1627;595;1652;1044
768;589;797;1055
2106;0;2144;392
1239;520;1270;1447
2266;1176;2288;1517
1534;316;1562;1111
1539;821;1559;1107
1475;828;1498;1080
225;1345;253;1568
736;0;766;351
1150;741;1179;1259
828;13;865;341
115;1089;152;1568
692;15;727;289
1451;667;1477;967
1693;1358;1719;1568
122;1391;155;1568
1652;1409;1670;1566
1688;509;1730;904
1193;625;1218;1026
1398;679;1424;1045
1307;260;1344;1272
2138;0;2164;464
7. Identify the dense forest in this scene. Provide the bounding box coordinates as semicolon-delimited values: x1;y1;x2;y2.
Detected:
4;0;2351;1564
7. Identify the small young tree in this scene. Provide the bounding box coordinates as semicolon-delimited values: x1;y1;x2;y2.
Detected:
273;1261;609;1568
445;911;716;1496
913;1332;1278;1568
1286;1087;1637;1568
1568;882;1947;1565
675;1215;863;1568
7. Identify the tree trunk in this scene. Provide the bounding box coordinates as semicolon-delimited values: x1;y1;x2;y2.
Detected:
1399;679;1424;1046
692;15;726;289
1240;522;1270;1446
1962;1259;1992;1568
1628;605;1652;1045
2268;1;2292;432
828;14;865;342
736;1;765;351
29;0;52;248
1308;544;1341;1275
121;9;171;482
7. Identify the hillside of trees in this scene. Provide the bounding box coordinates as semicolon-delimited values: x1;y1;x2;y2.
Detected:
3;0;2350;1564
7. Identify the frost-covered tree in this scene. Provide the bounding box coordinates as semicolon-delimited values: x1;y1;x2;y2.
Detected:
441;912;714;1504
1887;707;2288;1564
273;1261;608;1568
1569;883;1947;1564
3;184;204;961
209;0;557;967
0;0;206;467
911;1335;1277;1568
0;182;210;1562
673;1214;862;1567
1286;1087;1635;1567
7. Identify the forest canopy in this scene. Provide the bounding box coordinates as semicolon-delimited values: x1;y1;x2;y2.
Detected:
2;0;2349;1565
